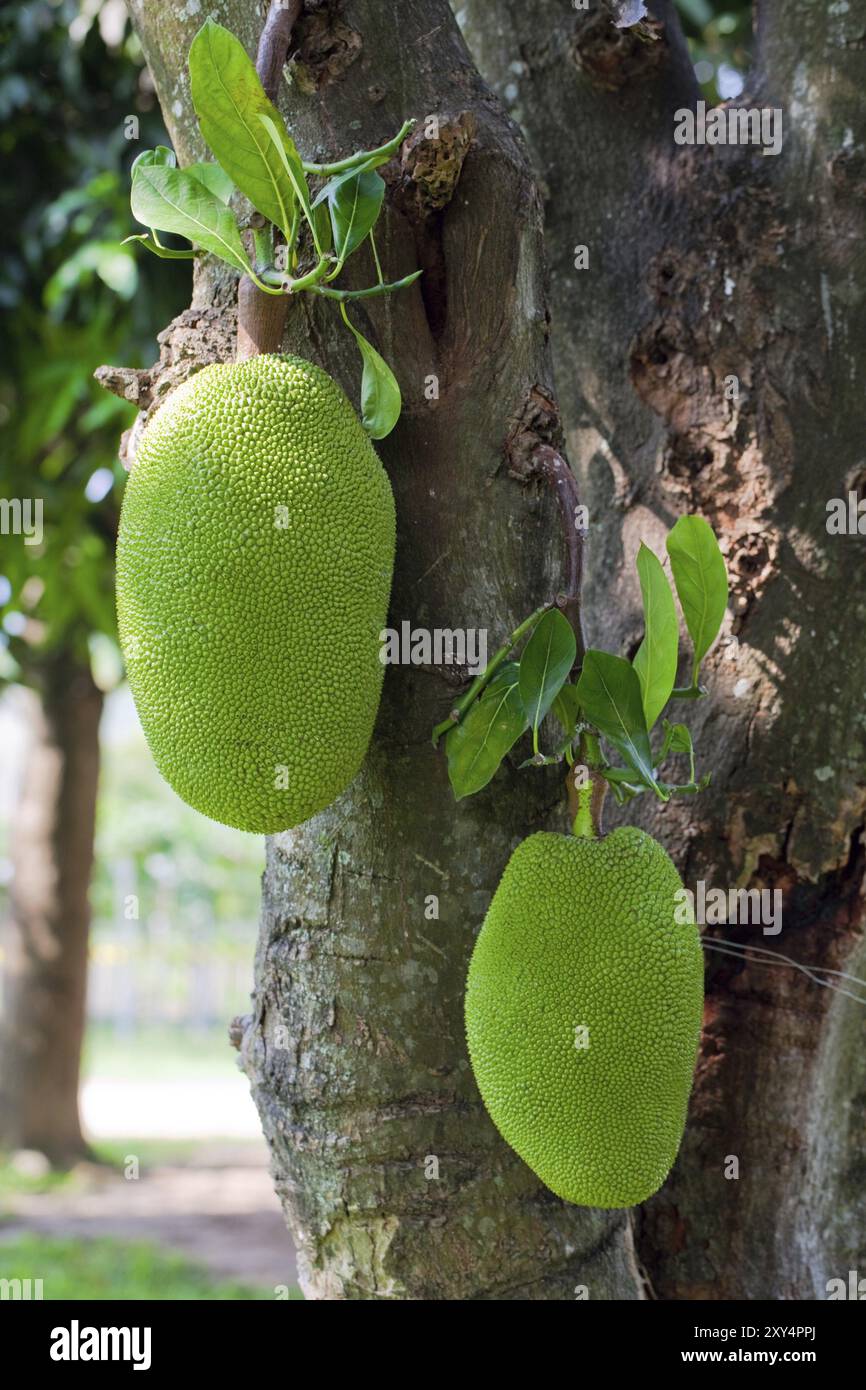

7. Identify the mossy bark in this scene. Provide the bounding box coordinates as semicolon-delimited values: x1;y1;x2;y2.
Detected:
127;0;642;1298
459;0;866;1298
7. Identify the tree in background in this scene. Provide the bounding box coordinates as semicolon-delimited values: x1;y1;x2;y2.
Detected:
0;0;187;1163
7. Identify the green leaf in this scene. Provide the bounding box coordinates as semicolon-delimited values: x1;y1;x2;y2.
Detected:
518;609;576;739
130;148;182;251
446;664;527;799
319;168;385;267
632;541;679;730
666;515;728;687
122;234;198;260
660;719;693;759
600;766;648;803
188;19;298;239
130;164;252;274
257;114;316;244
601;766;647;785
575;650;663;794
659;718;696;784
311;158;385;206
185;161;235;203
313;200;333;256
131;146;176;175
552;682;582;739
339;305;401;439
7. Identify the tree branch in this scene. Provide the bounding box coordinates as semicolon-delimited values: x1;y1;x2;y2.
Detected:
256;0;301;104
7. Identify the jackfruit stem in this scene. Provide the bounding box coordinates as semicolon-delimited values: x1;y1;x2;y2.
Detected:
251;221;273;275
568;733;607;838
571;785;595;839
569;772;607;839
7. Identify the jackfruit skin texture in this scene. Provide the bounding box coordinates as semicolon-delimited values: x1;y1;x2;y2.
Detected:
465;828;704;1208
116;354;395;833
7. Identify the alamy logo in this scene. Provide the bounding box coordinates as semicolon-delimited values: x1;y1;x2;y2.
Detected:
826;1270;866;1300
50;1320;152;1371
826;492;866;535
0;497;43;545
674;101;783;157
675;881;782;936
379;623;488;675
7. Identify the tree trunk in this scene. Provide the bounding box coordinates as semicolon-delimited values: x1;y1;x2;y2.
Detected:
127;0;646;1299
0;652;103;1165
458;0;866;1298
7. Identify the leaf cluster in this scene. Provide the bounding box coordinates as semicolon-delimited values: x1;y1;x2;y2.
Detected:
443;516;728;804
127;20;419;438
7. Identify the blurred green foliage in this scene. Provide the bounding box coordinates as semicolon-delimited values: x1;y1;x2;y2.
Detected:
674;0;753;103
0;0;189;682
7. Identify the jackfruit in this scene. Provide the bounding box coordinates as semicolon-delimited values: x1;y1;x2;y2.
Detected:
116;354;395;833
465;827;703;1208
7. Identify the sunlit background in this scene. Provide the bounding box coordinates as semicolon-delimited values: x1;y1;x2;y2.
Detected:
0;0;752;1300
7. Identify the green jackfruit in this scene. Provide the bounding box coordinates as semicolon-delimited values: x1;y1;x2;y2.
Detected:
465;828;703;1208
116;354;395;833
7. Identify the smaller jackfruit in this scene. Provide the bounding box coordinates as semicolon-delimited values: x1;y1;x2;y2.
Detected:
116;354;395;833
465;828;703;1208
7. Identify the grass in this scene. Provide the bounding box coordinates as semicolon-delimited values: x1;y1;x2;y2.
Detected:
92;1136;254;1167
0;1161;74;1199
0;1234;302;1300
0;1137;262;1201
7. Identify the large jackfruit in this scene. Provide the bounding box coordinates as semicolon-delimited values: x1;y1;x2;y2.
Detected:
465;828;703;1208
116;354;395;833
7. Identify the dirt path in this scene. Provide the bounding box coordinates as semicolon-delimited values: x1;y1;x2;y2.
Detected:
0;1142;298;1292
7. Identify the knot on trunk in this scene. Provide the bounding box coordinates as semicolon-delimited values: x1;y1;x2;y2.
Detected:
228;1014;251;1052
397;113;476;219
289;3;362;94
571;8;666;91
505;384;563;481
93;365;151;407
95;299;237;469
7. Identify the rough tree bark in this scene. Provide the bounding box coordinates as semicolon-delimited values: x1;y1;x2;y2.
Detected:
124;0;642;1298
0;653;102;1164
459;0;866;1298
